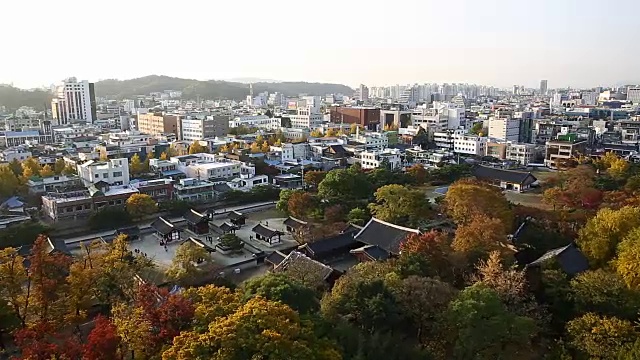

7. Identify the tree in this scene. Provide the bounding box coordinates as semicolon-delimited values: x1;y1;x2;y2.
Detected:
250;142;261;153
608;158;630;179
89;207;132;230
9;158;23;177
166;241;212;286
112;303;154;359
347;207;368;225
368;184;431;227
0;298;19;350
276;189;295;214
159;151;168;160
0;166;20;198
324;204;345;223
255;134;265;145
576;206;640;267
614;227;640;289
129;153;144;175
310;129;323;137
21;157;41;178
446;284;537;360
566;313;637;359
39;164;54;177
304;170;327;188
163;297;342;360
125;193;158;219
183;285;242;332
54;158;66;175
83;315;121;360
261;141;270;153
325;128;337;137
445;179;514;231
219;233;243;251
13;321;82;360
452;215;511;259
470;122;484;135
189;141;208;154
569;269;640;320
288;191;317;220
407;164;427;185
398;231;457;281
243;273;319;314
62;164;76;175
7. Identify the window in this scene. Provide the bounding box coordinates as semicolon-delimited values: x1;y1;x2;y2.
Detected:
95;174;99;178
113;171;122;177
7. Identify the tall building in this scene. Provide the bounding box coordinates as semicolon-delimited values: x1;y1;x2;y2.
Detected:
137;112;179;136
180;116;229;141
540;80;548;95
356;84;369;102
51;78;96;125
627;87;640;104
488;117;520;142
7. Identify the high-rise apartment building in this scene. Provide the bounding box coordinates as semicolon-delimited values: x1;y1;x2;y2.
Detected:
540;80;548;95
488;117;520;142
51;78;96;125
356;84;369;102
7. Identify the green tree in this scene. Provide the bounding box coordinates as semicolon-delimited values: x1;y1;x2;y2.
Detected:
470;122;484;135
446;284;537;360
243;273;319;314
318;168;372;203
125;193;158;219
566;313;637;359
129;154;144;175
569;269;640;320
276;189;295;214
54;158;66;175
576;206;640;267
165;242;212;286
218;233;243;251
368;184;431;227
188;141;208;154
347;207;368;225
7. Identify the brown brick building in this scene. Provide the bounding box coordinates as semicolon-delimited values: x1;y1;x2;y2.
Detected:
137;112;180;136
329;107;380;130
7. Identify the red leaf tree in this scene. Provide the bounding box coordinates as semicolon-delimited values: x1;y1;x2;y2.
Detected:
83;316;121;360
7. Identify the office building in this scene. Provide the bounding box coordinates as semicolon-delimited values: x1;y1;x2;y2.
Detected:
540;80;548;95
51;78;97;125
290;106;323;129
137;112;179;136
330;107;380;129
488;117;520;142
453;134;487;156
627;87;640;104
506;143;537;165
181;116;229;141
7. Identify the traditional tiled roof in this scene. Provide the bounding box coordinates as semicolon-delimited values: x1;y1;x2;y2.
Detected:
526;243;589;275
183;209;208;224
341;223;363;235
228;210;246;220
265;250;286;266
252;223;283;238
354;217;420;255
299;232;357;258
219;222;238;232
472;165;537;185
186;237;215;252
283;216;308;230
274;251;335;280
350;244;390;261
151;217;177;235
212;183;233;193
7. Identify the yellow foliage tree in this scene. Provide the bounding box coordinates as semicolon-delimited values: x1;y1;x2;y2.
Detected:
453;215;511;259
54;158;66;174
126;193;158;219
255;135;265;146
324;128;337;137
189;141;208;154
310;129;323;137
183;285;242;331
614;227;640;289
566;313;637;359
129;154;144;175
165;242;212;287
250;142;261;153
274;139;282;147
39;164;54;177
159;152;168;160
261;142;270;153
445;179;514;230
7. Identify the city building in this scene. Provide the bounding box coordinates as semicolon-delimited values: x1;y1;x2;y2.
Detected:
506;142;537;165
289;106;323;129
453;133;487;156
173;178;220;202
627;87;640;104
359;149;401;170
77;158;131;186
27;175;83;194
229;115;280;130
136;112;179;136
51;78;97;125
180;116;227;141
540;80;548;95
0;147;32;162
329;107;380;129
488;117;520;142
41;183;138;221
381;109;413;129
472;165;538;192
544;139;588;168
356;84;369;102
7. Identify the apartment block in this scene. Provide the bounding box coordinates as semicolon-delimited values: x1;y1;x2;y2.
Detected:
137;112;179;136
77;158;131;186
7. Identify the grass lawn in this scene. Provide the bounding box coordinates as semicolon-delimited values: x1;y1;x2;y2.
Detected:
246;208;287;221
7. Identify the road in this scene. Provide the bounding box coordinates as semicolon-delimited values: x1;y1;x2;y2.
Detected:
59;201;276;246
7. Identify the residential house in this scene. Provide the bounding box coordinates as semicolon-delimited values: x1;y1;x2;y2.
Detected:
472;165;537;192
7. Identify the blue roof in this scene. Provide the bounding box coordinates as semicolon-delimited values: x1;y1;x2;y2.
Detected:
1;196;24;209
162;169;185;176
433;186;449;195
263;160;281;166
6;131;39;137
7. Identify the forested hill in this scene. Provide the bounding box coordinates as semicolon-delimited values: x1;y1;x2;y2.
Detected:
0;85;51;112
94;75;354;100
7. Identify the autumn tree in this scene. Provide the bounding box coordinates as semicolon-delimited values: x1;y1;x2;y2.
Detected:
368;184;431;227
21;157;41;179
83;315;121;360
189;141;208;154
13;321;82;360
569;269;640;320
287;191;318;220
407;164;427;185
243;273;320;314
445;284;537;360
566;313;637;359
0;247;28;327
445;179;514;230
452;215;512;260
324;204;345;223
250;142;261;153
165;241;212;286
125;193;158;219
129;154;144;175
398;231;457;281
261;141;270;153
183;285;242;332
576;206;640;267
0;166;20;198
310;129;323;137
9;158;23;177
304;170;327;188
37;164;53;178
614;227;640;289
325;128;337;137
54;158;66;174
112;303;154;359
276;189;295;214
159;151;168;160
163;297;342;360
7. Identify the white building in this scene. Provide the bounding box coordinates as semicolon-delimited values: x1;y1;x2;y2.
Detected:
77;158;130;186
51;78;96;125
411;103;464;132
488;117;520;142
453;134;487;156
506;142;537;165
0;147;32;162
290;106;324;129
270;143;310;162
627;88;640;104
356;84;369;102
359;149;402;170
351;132;389;150
581;92;598;106
170;154;242;180
229;115;278;129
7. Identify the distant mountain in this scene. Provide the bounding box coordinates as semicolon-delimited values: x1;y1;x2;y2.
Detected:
95;75;353;100
226;77;282;84
0;85;51;112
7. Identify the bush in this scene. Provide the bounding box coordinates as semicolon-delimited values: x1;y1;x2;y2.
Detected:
218;234;244;251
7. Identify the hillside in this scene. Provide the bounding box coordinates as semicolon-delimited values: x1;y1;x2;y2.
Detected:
0;85;51;112
95;75;353;100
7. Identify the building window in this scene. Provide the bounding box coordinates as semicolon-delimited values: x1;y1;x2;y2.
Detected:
113;171;122;177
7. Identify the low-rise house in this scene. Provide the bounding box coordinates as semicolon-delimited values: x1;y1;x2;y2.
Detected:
472;165;537;192
150;217;181;244
27;175;83;194
77;158;130;186
0;147;32;162
359;148;402;170
173;178;218;202
130;179;174;202
252;224;284;245
298;232;359;262
283;216;308;234
184;209;209;235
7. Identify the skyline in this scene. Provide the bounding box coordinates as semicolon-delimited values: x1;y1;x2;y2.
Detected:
2;0;640;89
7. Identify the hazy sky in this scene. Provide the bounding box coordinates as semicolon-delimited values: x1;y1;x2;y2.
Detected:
2;0;639;89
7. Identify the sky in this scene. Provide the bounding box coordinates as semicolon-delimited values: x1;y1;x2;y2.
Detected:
2;0;639;89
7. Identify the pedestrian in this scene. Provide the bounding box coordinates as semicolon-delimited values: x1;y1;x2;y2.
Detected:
165;245;168;252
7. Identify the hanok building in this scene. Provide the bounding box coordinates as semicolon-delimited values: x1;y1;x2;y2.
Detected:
252;223;284;245
183;209;209;235
273;251;342;288
219;222;239;234
150;217;181;243
283;216;308;234
298;232;359;262
350;217;420;262
526;243;589;276
472;165;537;192
227;211;246;227
184;237;216;254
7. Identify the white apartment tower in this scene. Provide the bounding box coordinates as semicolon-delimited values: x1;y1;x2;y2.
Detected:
488;117;520;142
51;78;96;125
357;84;369;102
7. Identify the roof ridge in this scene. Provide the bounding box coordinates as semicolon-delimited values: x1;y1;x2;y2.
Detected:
190;208;205;217
159;217;174;228
371;217;420;233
